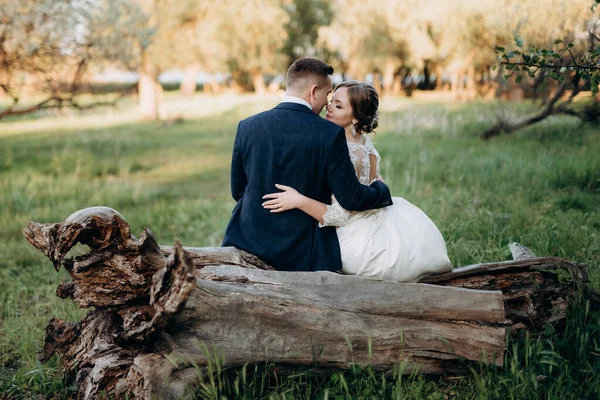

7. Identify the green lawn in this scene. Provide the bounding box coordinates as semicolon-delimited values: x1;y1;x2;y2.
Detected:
1;94;599;398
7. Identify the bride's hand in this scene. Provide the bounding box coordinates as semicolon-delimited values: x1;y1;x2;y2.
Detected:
262;184;305;213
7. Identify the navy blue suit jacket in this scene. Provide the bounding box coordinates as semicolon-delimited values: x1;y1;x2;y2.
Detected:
222;102;393;271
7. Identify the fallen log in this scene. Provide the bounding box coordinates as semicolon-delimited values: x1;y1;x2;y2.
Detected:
23;207;598;399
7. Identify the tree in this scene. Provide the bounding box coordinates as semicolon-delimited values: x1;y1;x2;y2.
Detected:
134;0;173;120
486;0;599;138
318;0;411;94
162;0;223;96
0;0;150;119
281;0;333;67
216;0;289;93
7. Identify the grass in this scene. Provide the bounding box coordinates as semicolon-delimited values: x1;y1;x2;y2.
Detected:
0;93;599;398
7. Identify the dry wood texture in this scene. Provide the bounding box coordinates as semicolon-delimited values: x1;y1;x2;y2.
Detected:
23;207;597;399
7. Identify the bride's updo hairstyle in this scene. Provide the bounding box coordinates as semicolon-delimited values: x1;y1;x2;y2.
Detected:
336;80;379;134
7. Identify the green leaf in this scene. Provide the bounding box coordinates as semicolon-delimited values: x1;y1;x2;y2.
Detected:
568;43;574;48
515;75;523;83
494;46;505;53
505;64;515;70
492;64;497;71
514;35;523;48
554;39;563;45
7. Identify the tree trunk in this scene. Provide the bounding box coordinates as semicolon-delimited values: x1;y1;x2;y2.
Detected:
209;76;222;94
180;64;199;96
422;61;431;90
252;71;266;95
372;72;383;94
433;65;444;90
451;71;461;97
382;61;396;95
23;207;598;399
465;65;476;99
139;54;162;120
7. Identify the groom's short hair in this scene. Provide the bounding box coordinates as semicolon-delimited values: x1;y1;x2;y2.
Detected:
286;57;334;91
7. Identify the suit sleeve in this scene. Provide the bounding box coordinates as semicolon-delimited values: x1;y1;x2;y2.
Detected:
326;128;392;211
230;122;247;202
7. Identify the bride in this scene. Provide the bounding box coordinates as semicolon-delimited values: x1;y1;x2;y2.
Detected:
262;81;452;282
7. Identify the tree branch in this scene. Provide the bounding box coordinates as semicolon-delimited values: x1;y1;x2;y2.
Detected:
567;48;579;67
501;61;600;71
0;84;136;119
482;78;581;139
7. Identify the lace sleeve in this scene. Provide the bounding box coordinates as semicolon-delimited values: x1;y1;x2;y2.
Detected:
319;195;352;227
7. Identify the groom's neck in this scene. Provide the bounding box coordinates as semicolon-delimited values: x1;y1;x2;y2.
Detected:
285;91;309;103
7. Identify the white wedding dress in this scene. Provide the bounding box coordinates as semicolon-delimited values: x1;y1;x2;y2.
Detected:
320;137;452;282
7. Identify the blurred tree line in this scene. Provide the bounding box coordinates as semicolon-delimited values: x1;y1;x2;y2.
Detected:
0;0;597;120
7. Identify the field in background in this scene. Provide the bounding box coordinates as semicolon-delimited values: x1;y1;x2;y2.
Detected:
0;94;599;398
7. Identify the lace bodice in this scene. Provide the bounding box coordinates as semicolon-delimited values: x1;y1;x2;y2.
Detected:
347;137;381;185
321;137;381;227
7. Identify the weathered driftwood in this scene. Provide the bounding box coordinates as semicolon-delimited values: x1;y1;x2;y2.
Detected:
23;207;597;399
420;242;590;332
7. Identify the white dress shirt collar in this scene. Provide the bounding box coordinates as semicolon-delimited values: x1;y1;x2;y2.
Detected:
281;95;312;111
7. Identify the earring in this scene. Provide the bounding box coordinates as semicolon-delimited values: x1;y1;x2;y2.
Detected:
351;124;357;138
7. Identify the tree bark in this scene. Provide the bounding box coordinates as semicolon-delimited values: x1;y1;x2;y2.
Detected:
252;71;266;95
208;76;222;94
180;64;199;96
23;207;598;399
138;54;162;120
465;65;477;99
382;60;396;95
422;61;431;90
433;64;444;90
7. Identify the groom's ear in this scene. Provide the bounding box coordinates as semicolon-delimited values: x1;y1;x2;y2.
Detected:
308;84;318;99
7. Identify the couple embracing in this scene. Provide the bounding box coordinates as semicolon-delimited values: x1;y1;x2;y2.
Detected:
222;57;451;282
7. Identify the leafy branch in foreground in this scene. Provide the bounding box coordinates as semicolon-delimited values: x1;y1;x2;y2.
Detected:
494;31;600;93
483;5;600;139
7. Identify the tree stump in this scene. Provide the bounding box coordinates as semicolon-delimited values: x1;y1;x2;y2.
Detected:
23;207;597;399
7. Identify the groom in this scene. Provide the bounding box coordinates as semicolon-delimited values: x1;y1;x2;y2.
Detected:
222;57;392;271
